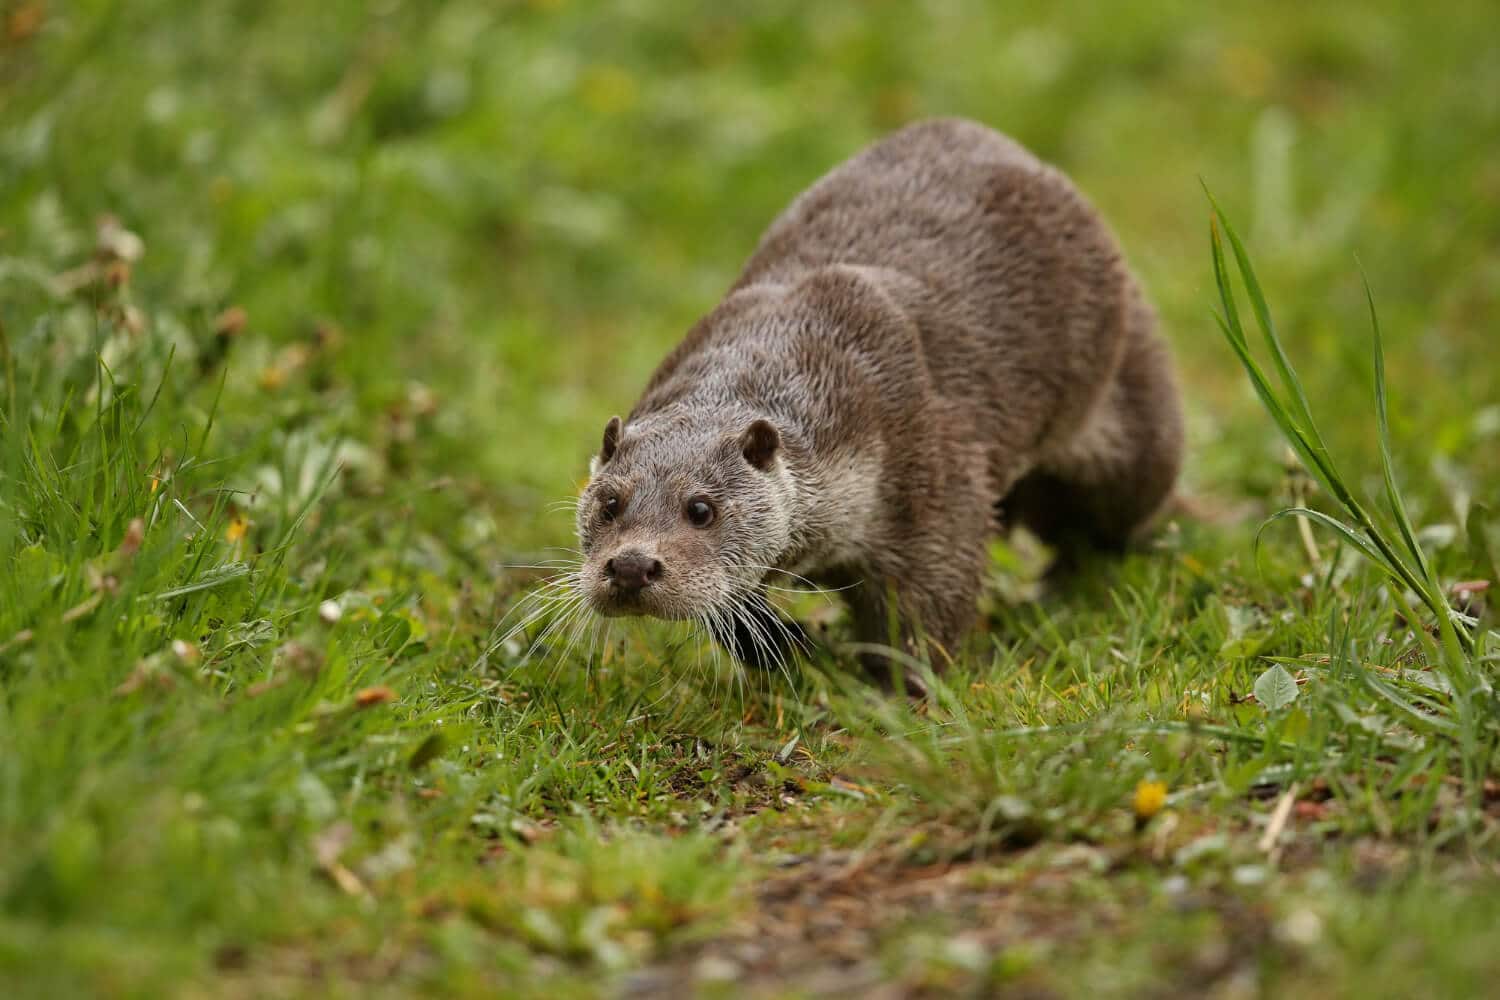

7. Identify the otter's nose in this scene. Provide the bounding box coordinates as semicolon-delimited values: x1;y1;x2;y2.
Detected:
605;551;662;592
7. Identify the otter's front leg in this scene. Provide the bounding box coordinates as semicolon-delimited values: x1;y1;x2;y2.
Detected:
845;524;988;691
706;588;810;672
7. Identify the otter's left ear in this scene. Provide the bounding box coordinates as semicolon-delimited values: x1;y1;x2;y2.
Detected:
739;419;780;470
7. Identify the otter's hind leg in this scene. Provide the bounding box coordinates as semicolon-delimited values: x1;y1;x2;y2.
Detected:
1006;311;1183;549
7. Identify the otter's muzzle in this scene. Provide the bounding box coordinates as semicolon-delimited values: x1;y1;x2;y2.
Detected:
604;551;662;595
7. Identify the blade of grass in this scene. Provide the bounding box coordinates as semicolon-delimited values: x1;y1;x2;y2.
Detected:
1209;203;1465;650
1206;190;1324;446
1257;508;1402;582
1209;226;1345;504
1361;268;1472;665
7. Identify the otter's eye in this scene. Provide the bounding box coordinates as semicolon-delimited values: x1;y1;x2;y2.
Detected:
600;495;620;523
685;499;716;528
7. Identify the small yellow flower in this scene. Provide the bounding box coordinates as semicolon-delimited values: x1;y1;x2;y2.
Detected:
225;515;249;543
1134;779;1168;820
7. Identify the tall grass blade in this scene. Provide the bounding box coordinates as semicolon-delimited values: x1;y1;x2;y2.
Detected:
1362;273;1471;667
1209;227;1343;505
1257;508;1400;581
1364;272;1432;586
1209;199;1468;652
1205;190;1323;446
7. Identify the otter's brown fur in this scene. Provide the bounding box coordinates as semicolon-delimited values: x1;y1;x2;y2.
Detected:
574;118;1183;674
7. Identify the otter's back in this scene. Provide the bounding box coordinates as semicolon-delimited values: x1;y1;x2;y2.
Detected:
737;119;1044;289
734;117;1140;462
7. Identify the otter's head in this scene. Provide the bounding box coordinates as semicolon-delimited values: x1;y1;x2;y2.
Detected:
575;411;794;621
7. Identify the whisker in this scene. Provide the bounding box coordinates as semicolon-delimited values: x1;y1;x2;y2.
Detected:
737;563;862;596
491;594;572;657
717;621;747;716
519;594;590;664
489;577;579;636
472;581;576;668
700;612;729;706
541;602;595;688
539;616;586;692
554;601;595;668
641;631;695;714
487;577;584;658
747;599;804;691
749;590;814;659
717;581;814;671
583;615;605;677
761;581;859;596
731;598;792;687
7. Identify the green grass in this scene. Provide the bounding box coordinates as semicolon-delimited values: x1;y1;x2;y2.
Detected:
3;1;1499;996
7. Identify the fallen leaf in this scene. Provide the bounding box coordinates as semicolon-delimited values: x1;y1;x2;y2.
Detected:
355;685;397;707
5;3;47;43
115;659;174;696
312;821;369;897
118;517;145;557
61;592;103;624
1258;783;1299;854
245;677;288;698
1294;800;1331;821
0;629;34;655
273;641;322;674
214;305;247;337
95;216;144;261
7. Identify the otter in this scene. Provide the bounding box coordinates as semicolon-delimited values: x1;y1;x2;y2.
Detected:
573;118;1183;680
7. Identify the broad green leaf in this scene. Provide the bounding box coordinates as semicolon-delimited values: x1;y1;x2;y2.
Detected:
1253;663;1299;712
375;612;413;654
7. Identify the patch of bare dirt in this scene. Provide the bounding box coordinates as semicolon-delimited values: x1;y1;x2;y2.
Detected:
622;848;1108;998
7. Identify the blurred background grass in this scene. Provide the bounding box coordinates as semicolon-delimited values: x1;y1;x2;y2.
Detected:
3;1;1500;995
4;0;1497;537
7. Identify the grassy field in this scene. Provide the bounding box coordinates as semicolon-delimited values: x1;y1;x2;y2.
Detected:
3;1;1499;996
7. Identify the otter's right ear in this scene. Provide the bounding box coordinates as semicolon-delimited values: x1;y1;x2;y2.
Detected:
739;418;780;470
591;416;622;476
600;416;623;462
